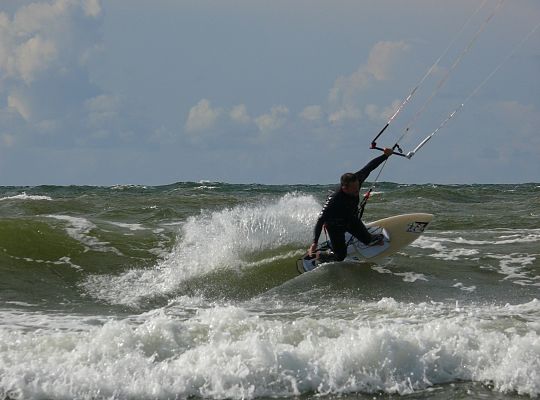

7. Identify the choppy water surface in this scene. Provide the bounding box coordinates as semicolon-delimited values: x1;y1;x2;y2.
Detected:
0;182;538;399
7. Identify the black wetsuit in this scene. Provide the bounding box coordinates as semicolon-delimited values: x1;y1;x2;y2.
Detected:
312;154;389;261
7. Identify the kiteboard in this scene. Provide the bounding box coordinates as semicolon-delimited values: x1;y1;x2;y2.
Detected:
296;213;434;273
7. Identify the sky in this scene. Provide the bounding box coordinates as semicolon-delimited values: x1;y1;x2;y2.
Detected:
0;0;539;186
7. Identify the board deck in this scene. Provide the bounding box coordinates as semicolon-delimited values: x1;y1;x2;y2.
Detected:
297;213;433;273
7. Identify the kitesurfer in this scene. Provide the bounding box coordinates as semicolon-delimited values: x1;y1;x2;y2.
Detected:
308;148;393;262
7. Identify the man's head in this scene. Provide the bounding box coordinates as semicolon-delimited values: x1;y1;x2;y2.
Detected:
340;173;360;196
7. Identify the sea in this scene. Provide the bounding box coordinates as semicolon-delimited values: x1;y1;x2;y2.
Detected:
0;182;538;400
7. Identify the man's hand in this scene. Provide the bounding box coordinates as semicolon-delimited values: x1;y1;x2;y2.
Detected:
308;242;318;257
383;147;393;157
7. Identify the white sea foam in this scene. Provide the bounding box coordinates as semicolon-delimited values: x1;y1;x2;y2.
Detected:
108;221;147;231
0;299;538;399
412;235;480;260
406;231;538;287
46;215;122;255
4;253;83;270
372;266;428;283
111;184;148;190
0;192;53;201
413;229;540;247
196;185;218;190
3;301;38;308
82;194;321;306
452;282;477;292
394;272;429;282
486;253;539;286
0;309;107;331
429;247;480;261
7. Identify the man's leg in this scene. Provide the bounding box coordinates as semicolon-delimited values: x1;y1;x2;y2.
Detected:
348;218;377;245
323;226;348;261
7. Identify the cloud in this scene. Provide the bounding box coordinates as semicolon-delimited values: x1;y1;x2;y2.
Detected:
7;92;32;121
328;41;410;124
82;0;101;17
300;105;323;122
0;0;106;150
365;41;410;81
80;93;156;146
12;1;71;34
328;106;362;125
11;35;58;84
365;99;402;123
230;104;250;124
84;94;121;126
255;105;289;133
0;0;102;85
185;99;223;133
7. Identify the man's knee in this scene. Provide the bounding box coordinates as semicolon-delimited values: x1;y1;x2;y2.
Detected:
349;221;371;244
327;228;347;261
334;254;346;262
333;247;347;261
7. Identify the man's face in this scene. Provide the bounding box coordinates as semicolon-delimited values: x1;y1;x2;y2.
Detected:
342;180;360;196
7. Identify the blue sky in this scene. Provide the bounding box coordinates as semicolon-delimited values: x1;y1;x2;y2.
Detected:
0;0;539;185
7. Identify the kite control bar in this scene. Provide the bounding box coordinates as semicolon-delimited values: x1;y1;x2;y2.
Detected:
370;141;410;158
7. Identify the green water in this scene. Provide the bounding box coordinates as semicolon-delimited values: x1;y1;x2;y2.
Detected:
0;182;539;399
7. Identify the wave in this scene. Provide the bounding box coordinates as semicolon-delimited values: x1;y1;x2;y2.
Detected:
410;230;539;287
81;193;321;306
1;298;538;399
412;229;540;247
46;215;123;255
0;192;53;201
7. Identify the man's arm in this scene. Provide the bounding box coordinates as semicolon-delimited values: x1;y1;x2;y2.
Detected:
354;149;392;183
312;215;325;245
309;193;336;254
308;216;325;256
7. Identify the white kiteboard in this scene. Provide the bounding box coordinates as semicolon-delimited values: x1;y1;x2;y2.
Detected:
297;213;433;273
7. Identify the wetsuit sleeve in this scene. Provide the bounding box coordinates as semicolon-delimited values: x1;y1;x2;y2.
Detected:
312;194;335;244
312;216;325;244
354;154;388;183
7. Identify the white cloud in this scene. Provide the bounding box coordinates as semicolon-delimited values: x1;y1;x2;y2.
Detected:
328;106;362;125
0;106;25;146
328;41;410;124
0;0;101;85
230;104;250;124
14;35;57;84
0;0;102;84
35;119;60;134
0;0;105;147
85;94;121;112
300;105;323;121
7;92;32;121
185;99;222;133
365;99;401;123
365;41;410;81
12;1;71;36
83;0;102;17
84;94;121;126
255;105;289;133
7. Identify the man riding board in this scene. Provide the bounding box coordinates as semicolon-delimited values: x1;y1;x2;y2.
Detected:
308;148;393;263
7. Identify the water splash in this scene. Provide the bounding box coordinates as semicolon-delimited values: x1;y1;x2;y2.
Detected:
82;193;320;306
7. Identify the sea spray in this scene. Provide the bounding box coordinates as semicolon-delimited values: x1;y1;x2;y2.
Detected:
1;299;538;399
1;182;538;399
82;193;320;306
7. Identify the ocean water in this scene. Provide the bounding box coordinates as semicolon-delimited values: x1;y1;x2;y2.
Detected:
0;182;538;400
